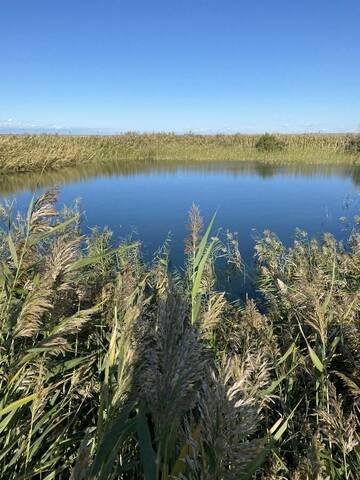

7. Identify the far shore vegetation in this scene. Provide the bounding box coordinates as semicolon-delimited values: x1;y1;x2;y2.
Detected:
1;132;360;173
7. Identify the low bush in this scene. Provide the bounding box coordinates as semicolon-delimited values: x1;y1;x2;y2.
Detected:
255;133;286;152
345;134;360;153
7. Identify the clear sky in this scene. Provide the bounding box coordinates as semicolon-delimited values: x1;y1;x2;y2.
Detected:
1;0;360;133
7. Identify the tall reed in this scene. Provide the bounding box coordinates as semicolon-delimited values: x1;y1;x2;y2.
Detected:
1;133;360;173
0;194;359;479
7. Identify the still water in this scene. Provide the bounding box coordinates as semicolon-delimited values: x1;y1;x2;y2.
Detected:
1;161;359;297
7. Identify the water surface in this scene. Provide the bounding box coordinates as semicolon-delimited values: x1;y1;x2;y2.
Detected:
1;160;359;297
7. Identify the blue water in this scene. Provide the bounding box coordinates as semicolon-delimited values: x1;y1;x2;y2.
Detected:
1;161;359;297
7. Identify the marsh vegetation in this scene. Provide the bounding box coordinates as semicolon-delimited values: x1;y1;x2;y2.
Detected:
0;192;359;479
1;133;360;173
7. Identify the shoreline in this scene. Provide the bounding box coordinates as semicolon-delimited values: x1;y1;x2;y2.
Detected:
1;133;360;173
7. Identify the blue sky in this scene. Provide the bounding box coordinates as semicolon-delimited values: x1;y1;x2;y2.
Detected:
1;0;360;133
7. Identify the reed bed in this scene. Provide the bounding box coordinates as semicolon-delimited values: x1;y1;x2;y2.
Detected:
1;133;360;173
0;194;359;479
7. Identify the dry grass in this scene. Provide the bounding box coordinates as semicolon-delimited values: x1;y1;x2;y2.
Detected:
0;133;360;173
0;193;359;479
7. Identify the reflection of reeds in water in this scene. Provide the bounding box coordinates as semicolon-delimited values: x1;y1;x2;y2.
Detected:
0;133;360;174
1;158;360;196
1;192;359;479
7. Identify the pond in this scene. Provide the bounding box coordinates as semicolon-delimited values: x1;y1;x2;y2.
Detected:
1;160;359;298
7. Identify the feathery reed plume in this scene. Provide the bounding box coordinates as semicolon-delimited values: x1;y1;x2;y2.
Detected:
318;385;359;456
197;353;270;479
29;190;58;235
14;277;53;337
139;293;206;439
200;291;227;341
185;203;203;257
46;237;81;286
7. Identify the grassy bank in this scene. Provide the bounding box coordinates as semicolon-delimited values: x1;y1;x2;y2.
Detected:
1;133;360;173
0;193;359;479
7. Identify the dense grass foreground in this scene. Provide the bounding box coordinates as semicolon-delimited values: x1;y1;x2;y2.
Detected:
0;193;360;479
1;133;360;173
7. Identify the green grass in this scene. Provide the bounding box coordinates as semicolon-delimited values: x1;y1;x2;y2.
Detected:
1;194;359;479
1;132;360;173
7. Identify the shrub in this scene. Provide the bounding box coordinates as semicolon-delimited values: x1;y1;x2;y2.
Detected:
255;133;286;152
345;134;360;153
